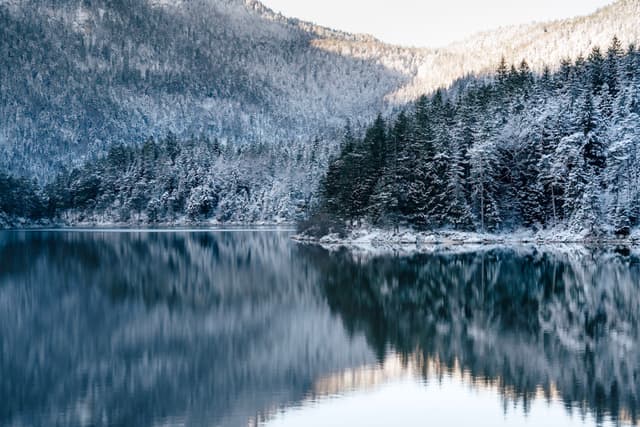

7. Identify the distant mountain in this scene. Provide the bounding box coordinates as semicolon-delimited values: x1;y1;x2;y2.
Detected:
286;1;640;99
395;0;640;99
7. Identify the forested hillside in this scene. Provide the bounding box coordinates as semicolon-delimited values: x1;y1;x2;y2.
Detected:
310;39;640;237
1;134;333;226
0;0;406;179
2;0;639;174
1;0;640;227
48;133;332;224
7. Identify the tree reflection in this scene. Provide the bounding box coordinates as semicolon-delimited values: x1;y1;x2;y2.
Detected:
306;246;640;425
1;232;638;427
0;231;375;427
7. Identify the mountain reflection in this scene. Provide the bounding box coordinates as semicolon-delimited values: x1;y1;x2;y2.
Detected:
0;231;375;427
303;245;640;426
1;231;639;427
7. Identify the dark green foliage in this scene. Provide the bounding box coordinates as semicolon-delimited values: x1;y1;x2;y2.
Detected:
0;172;46;221
312;38;640;235
45;134;224;223
0;130;328;226
295;211;347;238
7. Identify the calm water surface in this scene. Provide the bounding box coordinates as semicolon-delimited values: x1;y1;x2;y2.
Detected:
0;230;639;427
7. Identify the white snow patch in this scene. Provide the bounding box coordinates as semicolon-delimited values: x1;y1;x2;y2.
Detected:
294;226;640;256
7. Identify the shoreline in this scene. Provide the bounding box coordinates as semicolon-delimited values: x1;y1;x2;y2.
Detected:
0;220;296;232
292;228;640;251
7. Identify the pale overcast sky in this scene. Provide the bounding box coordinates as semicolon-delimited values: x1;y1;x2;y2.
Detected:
260;0;615;47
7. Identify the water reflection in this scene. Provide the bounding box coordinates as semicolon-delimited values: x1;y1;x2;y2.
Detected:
305;246;640;426
0;232;638;426
0;231;375;427
266;354;621;427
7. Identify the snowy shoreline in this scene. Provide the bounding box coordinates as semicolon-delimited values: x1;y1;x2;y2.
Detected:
292;227;640;253
0;216;295;231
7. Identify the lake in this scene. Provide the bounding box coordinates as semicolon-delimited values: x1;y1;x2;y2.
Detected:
1;230;638;427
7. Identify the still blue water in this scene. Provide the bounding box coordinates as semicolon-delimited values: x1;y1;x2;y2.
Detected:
0;230;638;427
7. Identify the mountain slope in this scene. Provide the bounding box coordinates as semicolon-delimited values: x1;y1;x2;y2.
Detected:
0;0;407;178
2;0;639;181
412;0;640;97
300;0;640;100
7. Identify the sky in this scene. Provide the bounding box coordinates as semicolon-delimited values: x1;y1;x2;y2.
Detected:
260;0;615;47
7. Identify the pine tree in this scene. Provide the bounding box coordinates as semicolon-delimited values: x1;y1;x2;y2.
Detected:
400;99;433;227
536;117;563;225
496;56;509;84
468;137;501;232
427;102;454;227
445;137;473;230
587;47;605;94
370;113;407;228
581;94;605;171
606;36;623;98
518;133;545;228
320;123;356;220
367;114;387;176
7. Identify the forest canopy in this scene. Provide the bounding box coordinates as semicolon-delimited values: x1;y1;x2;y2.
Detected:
306;38;640;237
